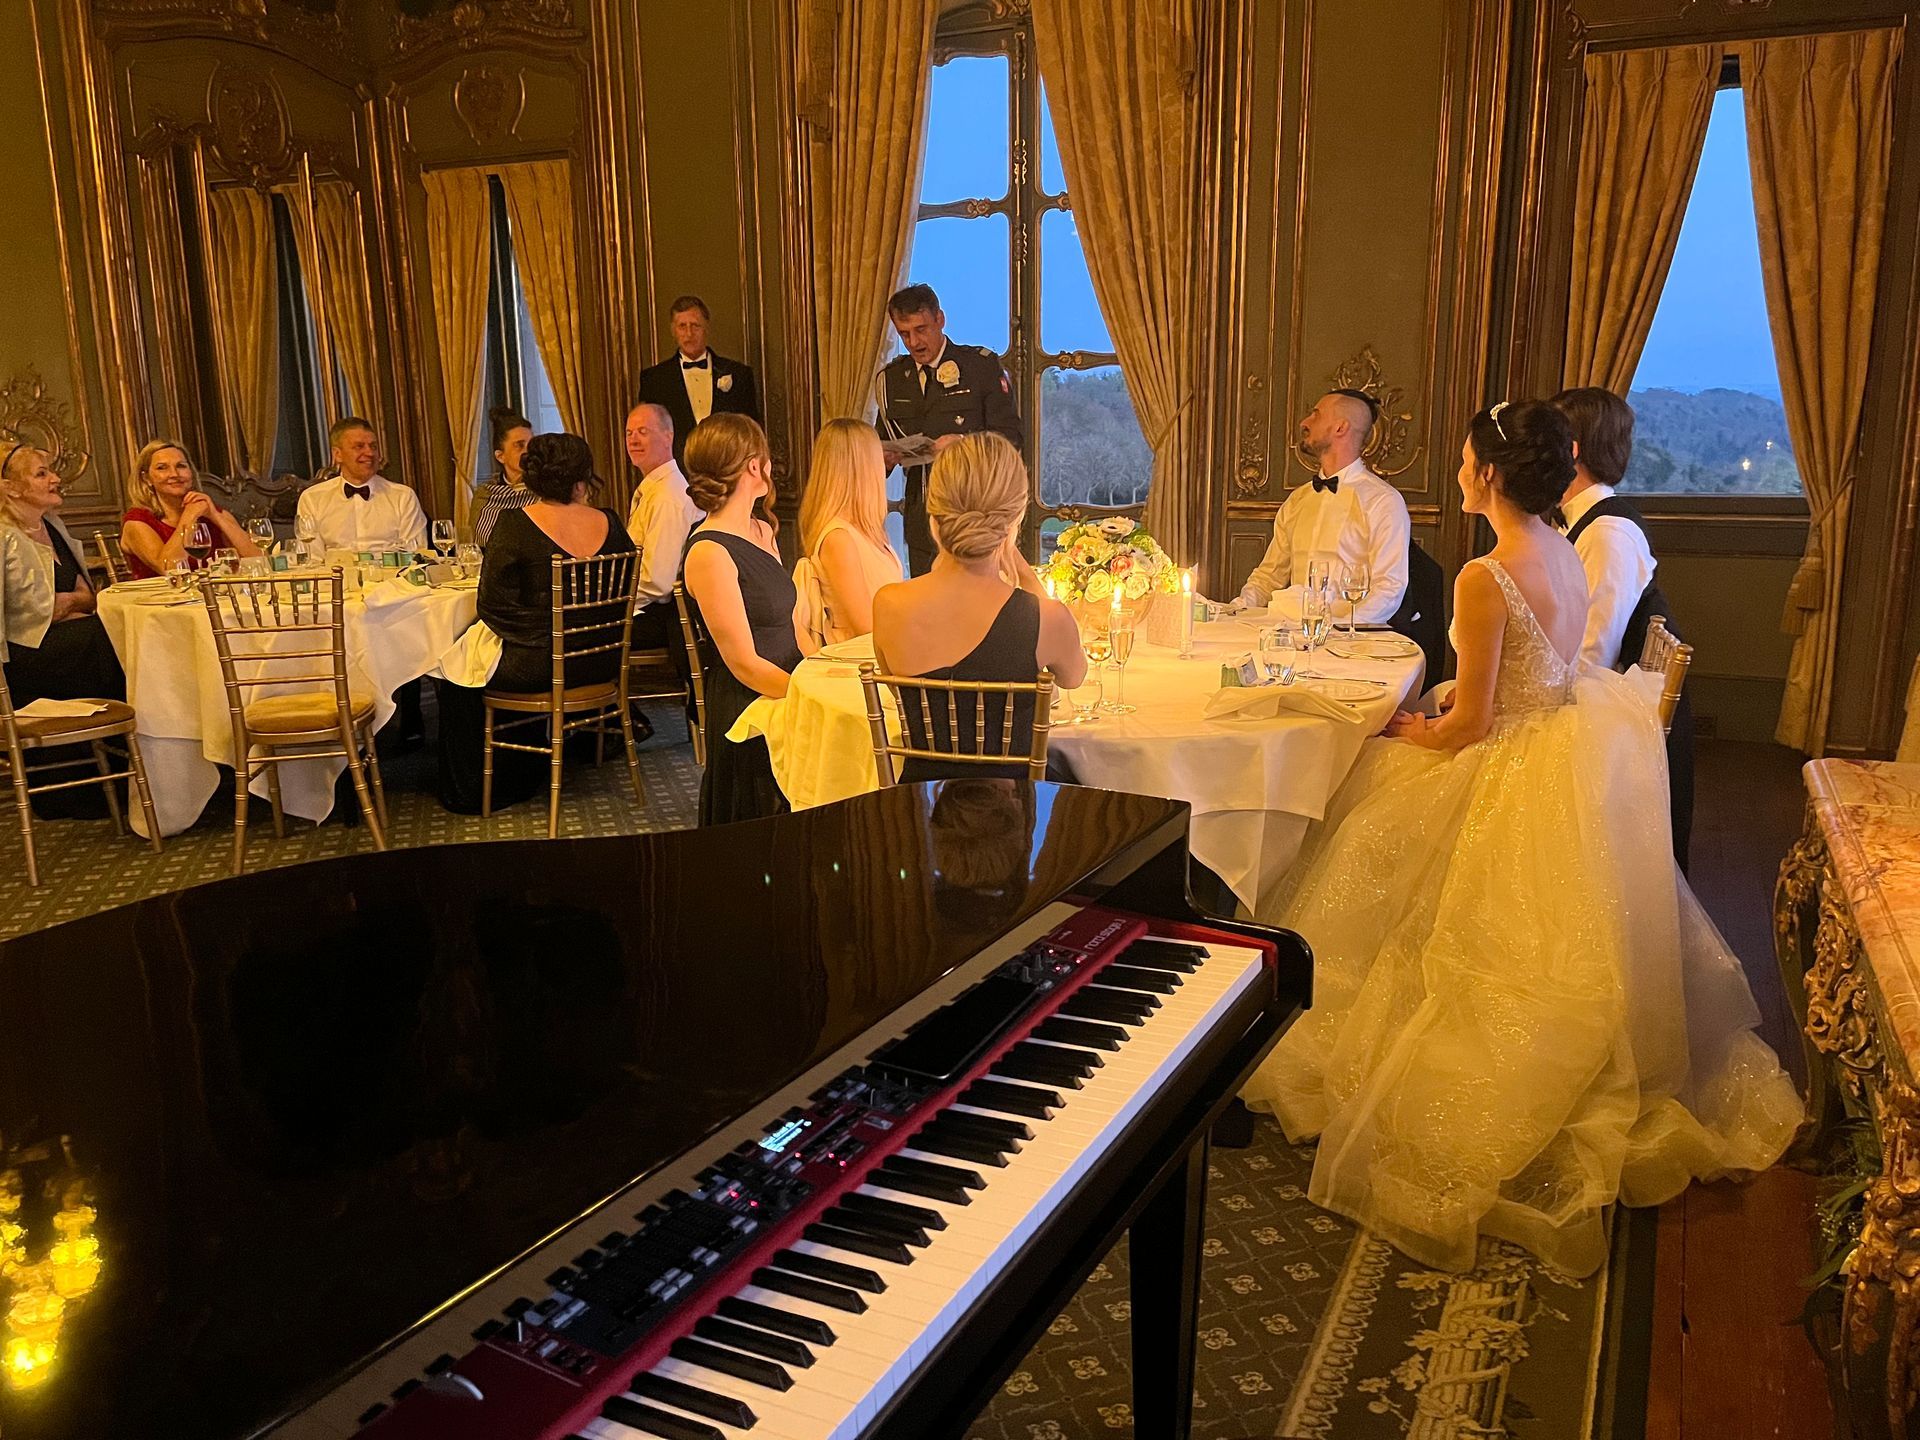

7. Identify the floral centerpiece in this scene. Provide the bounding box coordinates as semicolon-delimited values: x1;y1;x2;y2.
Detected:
1043;516;1180;627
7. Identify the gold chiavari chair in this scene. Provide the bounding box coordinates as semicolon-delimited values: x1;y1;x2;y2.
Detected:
674;582;708;768
483;551;646;838
857;663;1057;786
93;530;127;586
200;569;387;874
0;665;161;887
1636;615;1694;735
626;626;695;760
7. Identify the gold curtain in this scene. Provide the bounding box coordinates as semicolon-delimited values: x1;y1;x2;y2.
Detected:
1563;44;1723;391
1741;29;1902;754
207;186;279;476
422;166;494;500
1034;0;1200;564
280;181;380;428
805;0;937;420
497;159;587;434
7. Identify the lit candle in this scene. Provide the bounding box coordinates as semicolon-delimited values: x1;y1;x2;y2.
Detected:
1179;568;1194;658
48;1236;101;1299
3;1335;57;1392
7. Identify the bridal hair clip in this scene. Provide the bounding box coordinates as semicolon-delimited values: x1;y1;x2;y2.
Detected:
1488;400;1511;441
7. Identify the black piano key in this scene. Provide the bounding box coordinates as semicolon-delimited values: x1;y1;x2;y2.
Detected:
822;1204;930;1248
694;1314;817;1367
909;1127;1012;1167
602;1395;726;1440
962;1078;1064;1117
1122;937;1206;970
882;1154;987;1190
869;1165;973;1205
627;1374;756;1430
1099;963;1181;993
1086;983;1160;1012
717;1296;837;1345
803;1223;915;1266
1033;1017;1127;1052
768;1249;887;1293
751;1266;868;1312
1060;993;1148;1025
1011;1038;1101;1073
992;1051;1087;1089
934;1109;1031;1142
671;1336;795;1391
842;1191;947;1231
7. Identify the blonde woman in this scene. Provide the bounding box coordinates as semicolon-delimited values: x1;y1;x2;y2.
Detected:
871;432;1084;783
2;441;123;706
796;418;904;643
120;439;260;579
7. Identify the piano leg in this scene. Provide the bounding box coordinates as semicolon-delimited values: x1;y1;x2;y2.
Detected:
1129;1135;1209;1440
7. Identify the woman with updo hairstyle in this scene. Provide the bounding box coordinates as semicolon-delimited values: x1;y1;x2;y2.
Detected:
870;432;1084;783
432;431;637;812
468;406;535;548
1239;397;1799;1279
680;412;808;825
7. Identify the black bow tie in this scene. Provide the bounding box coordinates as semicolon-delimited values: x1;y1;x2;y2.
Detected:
344;483;371;501
681;356;709;370
1311;475;1340;494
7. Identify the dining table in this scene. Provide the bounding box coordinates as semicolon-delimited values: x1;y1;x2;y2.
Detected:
98;572;479;837
730;616;1428;920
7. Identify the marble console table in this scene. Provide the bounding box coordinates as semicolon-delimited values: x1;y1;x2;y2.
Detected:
1778;760;1920;1437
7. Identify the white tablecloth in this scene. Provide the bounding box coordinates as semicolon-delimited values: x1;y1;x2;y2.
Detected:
99;578;478;836
733;619;1424;918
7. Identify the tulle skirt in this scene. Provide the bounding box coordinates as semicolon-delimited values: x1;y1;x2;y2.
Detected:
1242;666;1802;1275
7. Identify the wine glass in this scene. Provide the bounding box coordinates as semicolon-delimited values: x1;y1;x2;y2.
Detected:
245;516;276;553
1305;557;1332;604
295;512;318;554
1073;615;1110;723
182;520;212;569
212;546;239;577
456;542;482;579
1339;561;1371;641
1300;587;1332;677
1260;625;1300;685
1101;621;1137;714
431;519;456;561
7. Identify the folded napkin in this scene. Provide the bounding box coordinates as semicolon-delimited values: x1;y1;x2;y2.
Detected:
434;621;503;687
15;699;109;719
1202;682;1365;726
817;636;876;662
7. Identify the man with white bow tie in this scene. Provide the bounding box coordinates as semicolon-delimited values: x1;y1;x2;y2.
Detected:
635;294;761;465
1233;389;1410;624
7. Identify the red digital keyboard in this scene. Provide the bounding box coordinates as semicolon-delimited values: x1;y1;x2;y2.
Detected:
271;905;1287;1440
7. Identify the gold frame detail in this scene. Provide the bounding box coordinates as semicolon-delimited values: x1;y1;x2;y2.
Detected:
1290;345;1422;480
0;369;91;484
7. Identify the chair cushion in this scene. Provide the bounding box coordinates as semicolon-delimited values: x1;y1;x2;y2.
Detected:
246;689;376;734
9;699;137;743
486;681;620;711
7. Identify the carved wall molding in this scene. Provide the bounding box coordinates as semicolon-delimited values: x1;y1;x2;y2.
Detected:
0;370;92;485
206;60;297;187
1805;882;1881;1105
1289;346;1422;480
1235;374;1267;498
1847;1078;1920;1435
452;63;526;146
391;0;583;64
93;0;355;74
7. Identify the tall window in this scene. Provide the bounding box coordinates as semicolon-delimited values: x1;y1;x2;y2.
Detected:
268;192;329;479
476;175;564;478
908;22;1151;551
1626;80;1800;497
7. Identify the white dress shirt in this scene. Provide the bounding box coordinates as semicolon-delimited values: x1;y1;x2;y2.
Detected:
626;458;703;605
680;352;715;425
1240;458;1410;624
295;475;430;554
1562;482;1656;670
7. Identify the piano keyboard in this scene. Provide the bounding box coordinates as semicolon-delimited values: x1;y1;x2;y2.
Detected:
304;912;1274;1440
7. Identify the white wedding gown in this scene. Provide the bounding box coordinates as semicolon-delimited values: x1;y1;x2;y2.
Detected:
1243;557;1802;1276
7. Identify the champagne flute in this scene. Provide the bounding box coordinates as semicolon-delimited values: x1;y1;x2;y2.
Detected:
1101;623;1137;713
1340;561;1371;641
1300;587;1332;677
431;519;456;561
1305;557;1332;604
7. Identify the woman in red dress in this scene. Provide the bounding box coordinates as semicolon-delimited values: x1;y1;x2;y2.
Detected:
119;440;261;579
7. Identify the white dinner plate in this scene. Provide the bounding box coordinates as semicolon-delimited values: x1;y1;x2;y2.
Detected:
1302;677;1386;703
1325;635;1421;661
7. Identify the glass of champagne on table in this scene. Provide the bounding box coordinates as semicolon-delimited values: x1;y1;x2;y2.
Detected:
1340;561;1371;640
432;519;456;562
1300;585;1332;678
1102;591;1137;714
1073;608;1109;724
1306;557;1332;605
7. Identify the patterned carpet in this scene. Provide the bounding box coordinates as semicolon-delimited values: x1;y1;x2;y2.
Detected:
0;714;1651;1438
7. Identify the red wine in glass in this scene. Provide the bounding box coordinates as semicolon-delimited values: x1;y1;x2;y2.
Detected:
183;520;212;568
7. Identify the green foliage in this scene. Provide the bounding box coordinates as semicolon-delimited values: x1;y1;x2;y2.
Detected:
1796;1117;1881;1337
1622;387;1802;497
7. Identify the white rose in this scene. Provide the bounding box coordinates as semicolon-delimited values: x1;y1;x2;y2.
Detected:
717;373;734;393
1085;570;1116;602
1124;571;1151;600
936;359;960;388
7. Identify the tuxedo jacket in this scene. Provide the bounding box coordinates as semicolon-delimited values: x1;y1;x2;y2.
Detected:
636;352;761;463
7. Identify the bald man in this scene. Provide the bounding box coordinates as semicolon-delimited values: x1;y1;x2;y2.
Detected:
1236;389;1410;624
624;401;702;645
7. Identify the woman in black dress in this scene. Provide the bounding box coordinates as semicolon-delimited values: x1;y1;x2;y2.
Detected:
871;433;1085;783
2;442;123;705
679;414;807;825
434;432;635;813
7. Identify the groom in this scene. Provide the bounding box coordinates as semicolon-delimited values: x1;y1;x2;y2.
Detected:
1550;387;1694;871
636;295;760;465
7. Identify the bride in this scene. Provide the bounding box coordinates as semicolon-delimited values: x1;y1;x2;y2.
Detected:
1242;399;1802;1276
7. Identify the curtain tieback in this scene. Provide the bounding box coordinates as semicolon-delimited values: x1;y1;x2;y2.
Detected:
1779;479;1853;635
1148;386;1199;456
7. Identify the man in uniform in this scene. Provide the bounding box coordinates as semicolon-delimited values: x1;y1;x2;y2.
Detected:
877;283;1024;575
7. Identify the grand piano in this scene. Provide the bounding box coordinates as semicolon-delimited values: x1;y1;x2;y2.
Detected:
0;782;1309;1440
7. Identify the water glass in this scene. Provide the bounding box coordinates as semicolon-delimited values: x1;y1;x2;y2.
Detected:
1301;589;1332;674
212;547;239;576
165;559;192;590
1339;561;1371;639
1101;623;1137;714
431;519;456;560
456;542;482;579
1260;625;1300;684
1074;621;1111;724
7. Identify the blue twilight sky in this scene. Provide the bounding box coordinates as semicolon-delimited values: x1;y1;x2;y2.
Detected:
905;63;1780;405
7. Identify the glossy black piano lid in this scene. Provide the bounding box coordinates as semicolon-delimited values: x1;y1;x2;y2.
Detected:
0;782;1187;1440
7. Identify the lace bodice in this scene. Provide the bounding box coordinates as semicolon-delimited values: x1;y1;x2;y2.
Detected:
1450;557;1578;721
